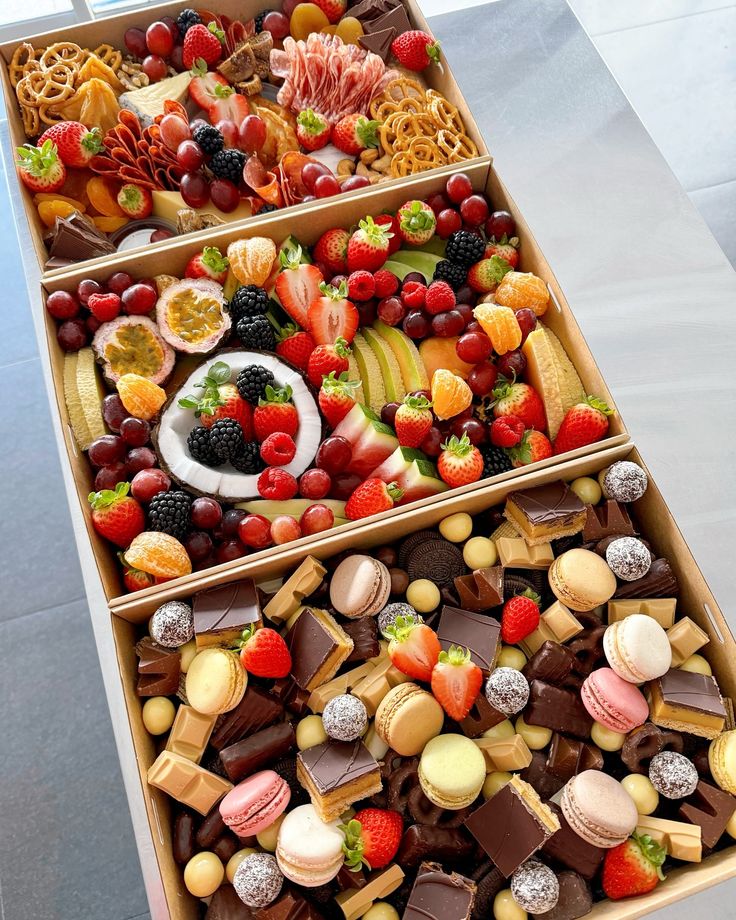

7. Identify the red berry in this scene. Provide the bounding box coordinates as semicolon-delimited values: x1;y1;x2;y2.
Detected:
271;514;301;544
314;174;340;198
185;531;214;563
373;270;399;298
299;468;331;499
490;415;525;448
176;139;205;172
515;307;538;343
122;283;157;315
300;503;334;535
88;434;126;467
426;191;450;214
191;496;223;529
221;508;247;538
238;513;273;549
94;463;128;491
258;467;298;501
485;210;516;240
424;280;455;315
402;311;430;340
146;21;174;57
420;426;443;457
262;10;289;39
456;332;492;364
210;178;240;213
46;290;79;320
436;208;462;239
451;417;487;445
347;270;376;301
260;431;297;466
496;349;527;379
142;54;168;82
130;468;171;502
102;394;127;432
445;173;473;204
381;402;400;427
401;280;426;310
87;292;121;323
377;296;405;326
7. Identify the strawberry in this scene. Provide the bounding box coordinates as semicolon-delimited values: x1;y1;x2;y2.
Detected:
383;614;440;681
276;324;315;371
319;371;360;427
307;337;351;388
341;809;403;871
347;217;392;273
331;114;380;156
88;482;145;548
185;246;229;284
16;141;65;193
501;589;541;644
345;478;403;521
296;109;331;151
87;292;121;323
602;834;666;900
209;83;250;127
313;0;347;24
275;243;324;328
347;270;376;301
553;396;613;454
391;30;441;71
509;429;552;467
236;625;292;678
493;379;546;430
188;60;230;111
120;554;156;592
467;255;513;293
490;415;525;448
431;645;483;720
395;394;433;448
253;384;299;440
314;227;350;275
308;281;359;346
117;183;153;219
183;24;224;70
397;200;436;246
374;214;401;255
38;121;101;168
437;433;483;487
484;236;520;269
178;361;253;436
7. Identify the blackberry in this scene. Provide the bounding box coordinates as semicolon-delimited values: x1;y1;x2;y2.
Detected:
259;203;278;213
433;259;467;290
236;364;275;403
176;8;201;36
236;314;276;350
254;8;273;32
209;418;244;461
479;444;513;478
148;490;192;540
445;229;486;267
186;425;224;467
230;441;264;474
192;124;223;156
228;285;269;323
209;148;246;183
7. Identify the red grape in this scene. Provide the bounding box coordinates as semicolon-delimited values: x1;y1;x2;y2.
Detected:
381;402;400;427
456;331;492;364
431;309;465;337
185;531;214;563
180;172;210;208
356;300;377;326
88;435;126;467
436;208;462;239
210;178;241;213
485;210;516;240
150;229;174;243
86;315;101;335
460;194;489;227
222;508;247;538
159;113;190;150
46;290;79;320
77;279;103;304
377;296;405;326
125;446;157;474
94;463;127;491
161;16;179;44
451;417;487;445
316;436;352;475
176;139;204;171
455;284;474;304
515;307;538;343
468;362;499;396
124;27;147;58
102;394;127;432
271;515;301;545
263;10;290;38
465;320;483;336
239;115;267;154
282;0;302;14
341;175;370;192
191;496;223;529
299;468;331;499
408;389;432;401
314;174;340;198
215;119;239;149
426;191;450;215
57;319;88;351
238;513;272;549
130;468;171;502
120;417;151;446
107;272;133;295
170;44;184;72
146;22;174;57
455;302;473;326
496;349;527;379
402;272;425;286
402;311;430;340
300;504;334;535
420;426;442;457
217;540;247;563
122;283;157;315
330;472;362;500
142;54;168;82
446;173;473;204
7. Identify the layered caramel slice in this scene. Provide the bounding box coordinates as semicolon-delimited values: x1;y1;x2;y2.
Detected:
648;668;726;739
504;481;587;546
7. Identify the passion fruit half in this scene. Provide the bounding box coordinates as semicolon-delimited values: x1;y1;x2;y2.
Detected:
92;315;175;386
156;278;231;354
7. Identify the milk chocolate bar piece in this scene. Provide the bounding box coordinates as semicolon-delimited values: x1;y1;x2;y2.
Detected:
364;2;411;35
307;659;379;713
402;862;475;920
607;598;677;628
525;680;593;738
648;668;726;739
135;637;180;696
667;616;709;667
286;607;354;691
210;685;284;751
166;705;217;763
582;501;636;542
474;734;532;772
614;557;679;598
535;871;592;920
221;722;296;783
264;557;327;624
679;780;736;848
546;733;603;781
358;27;395;59
542;803;604;880
271;677;311;717
464;776;559;876
336;864;367;890
397;825;475;867
336;865;404;920
504;482;586;546
297;740;381;823
193;579;261;648
454;567;504;611
636;814;702;862
205;883;258;919
519;603;582;657
437;605;501;673
147;750;232;815
258;888;323;920
343;617;380;662
523;641;577;685
351;655;411;716
47;210;116;262
348;0;400;24
497;537;555;570
459;693;507;738
521;751;566;800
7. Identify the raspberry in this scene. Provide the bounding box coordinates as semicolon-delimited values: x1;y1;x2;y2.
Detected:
401;280;426;309
424;280;455;316
347;270;376;302
87;292;121;322
374;269;399;298
260;431;296;466
490;415;525;448
257;467;298;500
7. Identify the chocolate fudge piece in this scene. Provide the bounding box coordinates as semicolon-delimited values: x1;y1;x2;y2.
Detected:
459;693;507;738
343;617;380;662
209;685;284;751
205;883;257;919
297;740;381;822
542;803;605;880
172;810;196;865
582;501;636;542
437;605;501;673
403;862;476;920
220;722;296;783
257;887;324;919
397;825;475;867
523;641;577;685
504;482;586;545
614;557;678;598
535;872;592;920
135;637;180;696
678;780;736;848
193;578;261;648
546;733;603;782
648;668;726;739
521;752;566;800
525;681;593;739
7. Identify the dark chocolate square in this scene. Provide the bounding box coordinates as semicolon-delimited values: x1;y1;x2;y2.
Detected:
507;481;585;527
403;862;475;920
286;609;339;690
193;579;260;638
437;606;501;672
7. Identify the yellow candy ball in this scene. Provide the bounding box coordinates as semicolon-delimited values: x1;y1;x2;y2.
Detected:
363;903;400;920
184;852;224;898
296;714;327;751
497;646;527;670
179;639;197;673
483;771;512;799
591;722;626;752
463;536;497;570
570;476;602;505
142;696;176;735
257;812;286;852
226;848;256;883
622;774;659;815
680;654;712;675
515;714;552;750
726;809;736;841
439;512;473;543
483;720;515;742
494;889;527;920
598;467;610;496
406;579;441;613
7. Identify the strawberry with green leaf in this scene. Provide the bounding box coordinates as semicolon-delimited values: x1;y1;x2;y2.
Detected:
296;109;331;151
553;396;613;454
467;255;513;293
307;281;359;346
16;140;66;193
431;645;483;720
236;626;291;678
319;371;360;427
178;360;253;435
88;482;145;548
395;394;433;448
603;834;666;900
341;809;403;871
397;200;436;246
509;429;552;467
383;614;440;682
275;242;324;329
185;246;229;283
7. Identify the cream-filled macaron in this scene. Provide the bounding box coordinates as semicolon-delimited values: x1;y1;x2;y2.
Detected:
603;614;671;683
418;734;486;809
548;549;617;611
276;804;344;887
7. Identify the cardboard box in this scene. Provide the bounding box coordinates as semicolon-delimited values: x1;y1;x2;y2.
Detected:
39;162;628;613
108;444;736;919
0;0;489;275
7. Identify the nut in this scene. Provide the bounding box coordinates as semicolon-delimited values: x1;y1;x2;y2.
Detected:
355;161;373;178
359;148;379;165
337;158;355;177
372;153;392;174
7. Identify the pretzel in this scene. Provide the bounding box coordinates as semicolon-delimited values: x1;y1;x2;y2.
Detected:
39;41;86;71
20;104;40;136
38;103;67;126
25;66;76;105
93;44;122;72
9;43;40;88
437;129;478;163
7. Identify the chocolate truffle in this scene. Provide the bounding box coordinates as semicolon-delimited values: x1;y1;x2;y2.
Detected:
322;694;368;742
510;860;560;913
233;853;283;907
649;751;698;799
150;601;194;648
605;537;651;582
603;461;648;503
485;668;530;716
378;602;421;636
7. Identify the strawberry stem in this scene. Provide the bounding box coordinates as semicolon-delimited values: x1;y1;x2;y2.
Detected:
339;819;370;871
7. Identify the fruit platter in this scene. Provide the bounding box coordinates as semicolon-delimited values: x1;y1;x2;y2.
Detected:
107;446;736;920
42;167;626;604
0;0;487;271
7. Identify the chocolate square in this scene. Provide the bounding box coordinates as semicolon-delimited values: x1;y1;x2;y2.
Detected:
364;3;411;35
678;780;736;849
525;681;593;738
437;606;501;672
135;637;180;696
209;685;284;751
297;740;378;795
582;501;636;542
286;608;339;690
459;693;507;738
403;862;476;920
454;567;504;612
542;803;604;880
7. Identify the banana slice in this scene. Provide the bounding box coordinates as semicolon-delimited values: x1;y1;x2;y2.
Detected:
63;351;91;450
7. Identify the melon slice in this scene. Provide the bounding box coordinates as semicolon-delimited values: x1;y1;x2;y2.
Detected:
75;347;107;449
351;332;385;413
391;250;443;281
361;326;406;403
345;353;365;404
369;447;447;503
373;320;429;392
522;325;585;439
236;498;347;526
64;352;90;450
419;336;475;381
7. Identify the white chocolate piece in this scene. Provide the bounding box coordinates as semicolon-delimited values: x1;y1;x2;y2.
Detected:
622;774;659;815
257;812;286;852
179;639;197;673
591;722;626;752
296;715;327;750
184;852;224;897
680;653;712;675
483;771;513;799
226;848;256;883
482;719;515;742
142;696;176;735
463;536;497;569
406;579;440;613
494;888;528;920
570;477;602;505
515;715;552;750
439;512;473;542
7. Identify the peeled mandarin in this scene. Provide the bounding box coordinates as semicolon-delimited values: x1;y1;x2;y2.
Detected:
515;714;552;750
570;476;602;505
483;720;515;742
290;3;329;40
431;368;473;420
463;536;497;569
124;531;192;578
184;852;224;897
179;639;197;673
495;271;550;317
142;696;176;735
257;812;286;851
363;903;399;920
117;373;166;420
483;771;512;799
227;237;277;286
622;774;659;815
439;512;473;542
297;714;327;750
335;16;364;44
498;646;527;670
680;654;712;675
226;848;256;883
473;303;522;355
494;889;527;920
591;722;626;752
93;215;129;233
406;579;440;613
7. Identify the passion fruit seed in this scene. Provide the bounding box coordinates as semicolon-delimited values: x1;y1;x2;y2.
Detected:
105;324;166;379
166;290;225;344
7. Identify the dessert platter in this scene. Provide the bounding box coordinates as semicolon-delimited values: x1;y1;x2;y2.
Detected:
109;448;736;919
40;167;625;604
0;0;487;271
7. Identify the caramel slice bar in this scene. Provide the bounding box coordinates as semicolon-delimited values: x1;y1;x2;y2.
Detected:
193;578;261;649
648;668;726;739
607;598;677;628
147;750;232;815
667;616;709;667
264;556;326;624
286;608;353;692
497;537;555;570
297;740;381;823
504;481;586;546
635;814;702;862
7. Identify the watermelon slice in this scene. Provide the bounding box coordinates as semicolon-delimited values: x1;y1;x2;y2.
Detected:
370;447;448;502
332;403;398;478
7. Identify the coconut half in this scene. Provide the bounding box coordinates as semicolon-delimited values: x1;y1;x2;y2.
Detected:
155;350;322;503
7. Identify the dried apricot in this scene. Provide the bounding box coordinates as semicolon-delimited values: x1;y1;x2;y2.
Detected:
290;2;329;40
495;271;550;317
34;191;86;210
431;368;473;420
124;532;192;579
37;199;79;227
227;237;277;286
117;373;167;420
93;215;129;233
87;176;124;217
335;16;364;44
473;303;522;355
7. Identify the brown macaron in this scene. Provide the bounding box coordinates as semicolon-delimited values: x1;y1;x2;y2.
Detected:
329;554;391;619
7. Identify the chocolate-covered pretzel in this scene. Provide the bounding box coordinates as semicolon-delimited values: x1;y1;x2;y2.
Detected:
386;759;420;815
407;785;472;828
569;623;606;677
621;722;685;774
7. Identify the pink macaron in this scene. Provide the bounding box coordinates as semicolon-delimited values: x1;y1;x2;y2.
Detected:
581;667;648;733
219;770;291;836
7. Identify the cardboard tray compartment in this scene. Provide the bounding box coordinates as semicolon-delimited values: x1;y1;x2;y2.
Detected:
108;443;736;919
0;0;489;276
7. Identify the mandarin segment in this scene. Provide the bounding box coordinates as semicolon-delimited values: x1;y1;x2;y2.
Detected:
473;303;522;355
431;368;473;420
495;271;550;317
124;531;192;578
227;237;277;287
117;373;167;420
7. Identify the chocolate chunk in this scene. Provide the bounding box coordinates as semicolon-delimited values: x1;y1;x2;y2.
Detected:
678;780;736;848
546;734;603;782
193;578;260;646
343;617;380;662
505;482;586;543
582;501;636;542
347;0;400;24
614;557;678;598
256;886;325;919
205;884;257;919
220;722;296;783
523;641;577;685
460;692;507;738
335;865;367;890
47;211;116;262
542;804;604;880
364;3;412;35
454;567;504;611
621;722;685;774
534;871;592;920
135;637;180;696
398;825;476;867
358;27;396;60
210;685;284;751
437;605;501;673
173;810;197;865
406;538;466;586
649;668;727;738
271;677;311;717
525;681;593;739
196;801;229;848
521;752;566;800
404;862;476;920
285;608;344;690
212;832;240;863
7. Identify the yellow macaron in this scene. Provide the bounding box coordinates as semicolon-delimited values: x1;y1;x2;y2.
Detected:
418;734;486;809
185;648;247;715
709;730;736;794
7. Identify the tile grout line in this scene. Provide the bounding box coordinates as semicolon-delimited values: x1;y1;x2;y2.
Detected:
590;2;736;37
1;593;88;627
0;867;6;920
0;354;39;373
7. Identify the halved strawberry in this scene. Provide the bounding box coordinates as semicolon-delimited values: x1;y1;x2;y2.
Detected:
383;614;441;682
274;243;324;328
188;60;231;111
307;281;359;346
342;809;403;871
431;644;483;720
209;83;250;128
